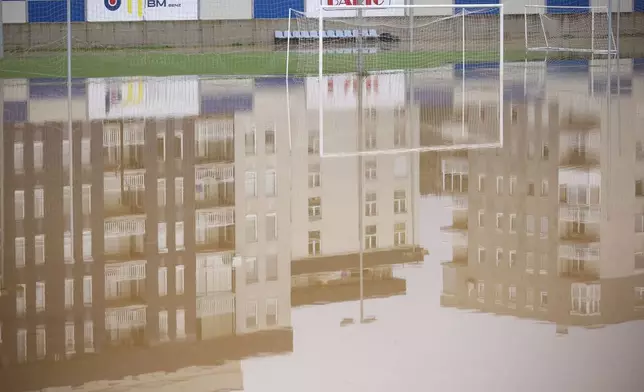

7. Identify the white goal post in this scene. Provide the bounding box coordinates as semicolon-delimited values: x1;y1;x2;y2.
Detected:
524;5;617;55
284;3;505;157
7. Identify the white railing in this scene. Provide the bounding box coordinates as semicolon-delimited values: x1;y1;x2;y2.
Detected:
104;172;146;191
104;217;146;237
441;157;469;175
105;260;146;282
559;205;601;223
196;207;235;228
559;245;600;261
103;124;145;147
196;119;234;141
451;196;468;210
105;306;147;330
195;163;234;183
197;293;235;318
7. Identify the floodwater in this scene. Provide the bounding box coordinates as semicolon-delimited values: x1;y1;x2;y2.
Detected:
1;57;644;392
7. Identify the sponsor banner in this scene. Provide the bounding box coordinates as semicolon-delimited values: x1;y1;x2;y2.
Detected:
88;76;199;120
87;0;198;21
201;0;252;20
305;72;406;109
3;1;28;24
201;95;253;115
306;0;405;17
29;79;86;99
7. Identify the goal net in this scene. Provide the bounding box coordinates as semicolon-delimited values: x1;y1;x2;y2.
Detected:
524;4;617;55
285;4;504;157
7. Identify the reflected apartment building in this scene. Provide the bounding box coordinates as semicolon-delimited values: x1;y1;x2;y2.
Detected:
435;60;644;331
287;74;426;306
0;77;293;391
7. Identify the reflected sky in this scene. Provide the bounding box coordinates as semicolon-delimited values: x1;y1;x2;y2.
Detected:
1;57;644;391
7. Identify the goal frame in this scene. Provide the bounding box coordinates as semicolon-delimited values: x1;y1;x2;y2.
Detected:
523;5;617;55
313;3;505;158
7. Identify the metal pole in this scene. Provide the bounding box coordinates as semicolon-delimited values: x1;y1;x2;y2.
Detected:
0;82;4;291
357;9;364;74
0;0;4;59
607;0;613;56
318;5;324;157
67;0;74;263
357;64;364;324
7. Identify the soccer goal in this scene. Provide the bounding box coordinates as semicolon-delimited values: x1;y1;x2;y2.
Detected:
524;4;617;55
285;4;504;157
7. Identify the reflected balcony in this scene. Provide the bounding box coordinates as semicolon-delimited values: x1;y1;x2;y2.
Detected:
196;225;236;253
103;145;146;172
195;139;235;164
441;209;468;232
557;257;600;281
104;234;146;262
195;182;235;210
560;148;600;168
104;279;147;309
451;196;468;210
559;113;600;132
559;227;600;245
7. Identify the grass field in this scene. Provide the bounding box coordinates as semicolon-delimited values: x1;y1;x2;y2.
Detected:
0;50;549;78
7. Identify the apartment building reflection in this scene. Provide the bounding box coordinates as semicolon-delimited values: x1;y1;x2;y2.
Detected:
288;73;426;309
430;60;644;331
0;77;292;391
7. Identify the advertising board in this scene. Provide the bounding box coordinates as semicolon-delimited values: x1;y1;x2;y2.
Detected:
306;0;405;17
305;72;406;109
87;0;198;21
87;76;199;120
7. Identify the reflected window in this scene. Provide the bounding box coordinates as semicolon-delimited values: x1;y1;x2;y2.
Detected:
394;222;406;246
308;164;321;188
13;237;25;267
365;225;377;250
246;215;258;242
246;302;258;329
366;193;377;217
246;257;258;284
266;255;278;281
266;298;278;327
245;128;256;156
309;197;321;221
365;159;377;180
14;190;24;220
394;190;407;214
308;231;321;256
265;128;276;154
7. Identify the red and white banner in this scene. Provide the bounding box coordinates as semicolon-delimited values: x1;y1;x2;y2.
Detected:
305;72;406;109
306;0;405;17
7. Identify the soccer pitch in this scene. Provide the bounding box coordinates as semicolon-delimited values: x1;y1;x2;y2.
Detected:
0;49;545;78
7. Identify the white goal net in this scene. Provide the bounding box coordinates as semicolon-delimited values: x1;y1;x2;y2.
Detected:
285;4;504;157
524;5;617;55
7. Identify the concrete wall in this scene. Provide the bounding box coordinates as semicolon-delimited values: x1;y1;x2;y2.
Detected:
3;13;644;51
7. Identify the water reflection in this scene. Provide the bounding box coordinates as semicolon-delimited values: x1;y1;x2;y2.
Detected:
0;72;425;391
1;57;644;391
426;58;644;330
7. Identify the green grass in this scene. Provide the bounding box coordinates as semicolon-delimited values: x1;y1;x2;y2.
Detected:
0;50;549;78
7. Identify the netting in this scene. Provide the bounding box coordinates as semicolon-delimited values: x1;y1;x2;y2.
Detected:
285;5;504;157
524;5;617;55
286;6;504;75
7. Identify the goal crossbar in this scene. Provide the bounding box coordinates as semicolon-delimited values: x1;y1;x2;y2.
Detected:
320;4;503;10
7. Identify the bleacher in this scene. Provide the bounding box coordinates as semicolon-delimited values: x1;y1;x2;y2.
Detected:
274;29;379;44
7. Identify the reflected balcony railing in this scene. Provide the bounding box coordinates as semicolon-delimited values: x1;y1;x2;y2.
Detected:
196;237;236;253
559;205;601;223
104;243;146;263
559;245;600;262
104;216;146;238
195;163;234;184
451;196;468;210
197;292;235;318
196;207;235;228
105;306;147;331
